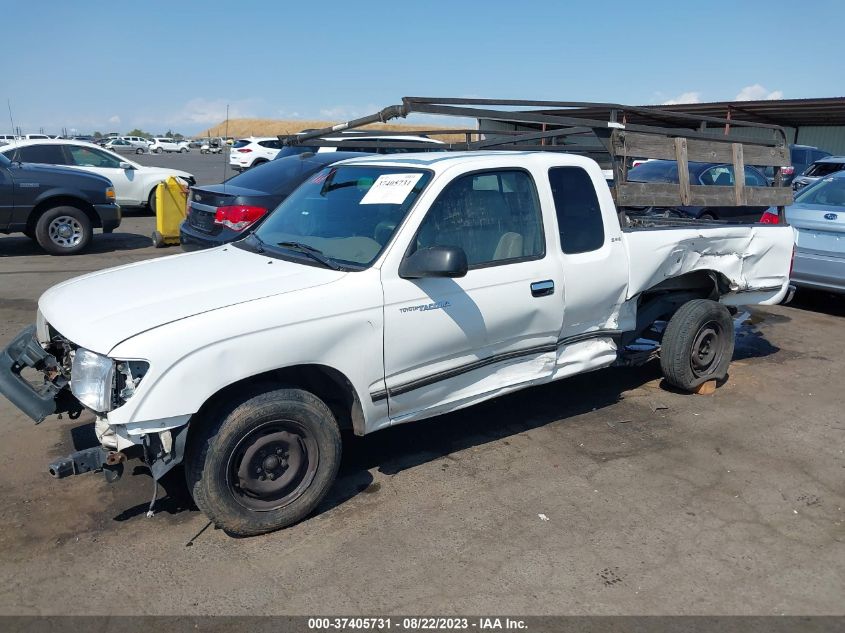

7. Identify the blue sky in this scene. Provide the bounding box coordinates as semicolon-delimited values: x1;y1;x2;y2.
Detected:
3;0;844;135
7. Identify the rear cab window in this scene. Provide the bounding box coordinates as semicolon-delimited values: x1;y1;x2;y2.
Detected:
548;167;605;254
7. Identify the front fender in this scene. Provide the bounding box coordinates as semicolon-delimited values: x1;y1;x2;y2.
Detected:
34;187;96;207
106;272;388;435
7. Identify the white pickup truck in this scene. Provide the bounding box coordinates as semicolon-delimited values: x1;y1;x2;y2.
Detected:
0;150;793;535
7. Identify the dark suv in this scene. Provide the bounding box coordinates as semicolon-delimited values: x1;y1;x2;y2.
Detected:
0;152;121;254
792;155;845;192
761;145;831;187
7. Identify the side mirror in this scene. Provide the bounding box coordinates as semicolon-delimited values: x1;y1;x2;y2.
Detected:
399;245;468;279
119;162;134;170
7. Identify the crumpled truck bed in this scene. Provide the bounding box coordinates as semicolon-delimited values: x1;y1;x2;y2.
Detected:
622;224;795;305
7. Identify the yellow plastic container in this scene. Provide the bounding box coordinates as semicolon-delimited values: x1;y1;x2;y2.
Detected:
152;176;189;247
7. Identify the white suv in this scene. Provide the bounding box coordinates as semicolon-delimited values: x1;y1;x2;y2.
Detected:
120;136;151;150
229;137;283;170
148;138;189;154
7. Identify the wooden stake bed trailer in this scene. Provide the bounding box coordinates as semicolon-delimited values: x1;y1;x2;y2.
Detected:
279;97;794;222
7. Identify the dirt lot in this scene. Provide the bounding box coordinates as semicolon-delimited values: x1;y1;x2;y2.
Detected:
0;216;843;615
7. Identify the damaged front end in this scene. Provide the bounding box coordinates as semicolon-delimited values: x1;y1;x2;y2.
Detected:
0;318;183;491
0;324;81;423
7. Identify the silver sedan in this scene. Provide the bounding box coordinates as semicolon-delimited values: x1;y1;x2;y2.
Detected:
779;171;845;293
103;139;146;155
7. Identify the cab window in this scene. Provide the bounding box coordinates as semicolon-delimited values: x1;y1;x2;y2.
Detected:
549;167;605;254
413;170;544;268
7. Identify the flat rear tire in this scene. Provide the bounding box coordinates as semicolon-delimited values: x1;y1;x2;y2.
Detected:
660;299;734;391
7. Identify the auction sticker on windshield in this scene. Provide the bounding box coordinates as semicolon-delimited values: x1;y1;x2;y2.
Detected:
360;173;423;205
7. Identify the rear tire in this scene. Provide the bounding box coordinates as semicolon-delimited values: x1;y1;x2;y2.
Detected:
148;189;158;215
136;147;144;154
660;299;734;391
186;388;342;536
180;147;188;153
155;147;163;154
34;205;92;255
699;212;717;221
251;159;267;169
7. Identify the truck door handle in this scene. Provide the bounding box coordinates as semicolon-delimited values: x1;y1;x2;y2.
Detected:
531;280;554;297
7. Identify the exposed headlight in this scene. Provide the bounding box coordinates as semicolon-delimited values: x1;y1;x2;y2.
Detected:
35;309;49;344
71;348;115;413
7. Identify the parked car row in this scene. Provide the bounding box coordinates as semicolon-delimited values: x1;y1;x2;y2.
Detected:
229;135;445;171
0;139;196;254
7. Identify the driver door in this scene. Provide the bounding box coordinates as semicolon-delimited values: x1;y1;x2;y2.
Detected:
381;169;563;422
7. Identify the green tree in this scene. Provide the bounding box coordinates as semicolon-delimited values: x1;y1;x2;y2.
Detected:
93;131;103;139
126;128;151;139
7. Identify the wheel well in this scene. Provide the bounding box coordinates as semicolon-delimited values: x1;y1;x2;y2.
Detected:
189;364;365;439
27;196;100;232
622;270;732;346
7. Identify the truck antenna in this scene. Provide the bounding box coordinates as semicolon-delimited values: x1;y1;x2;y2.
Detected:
7;100;20;162
223;103;229;189
7;99;14;134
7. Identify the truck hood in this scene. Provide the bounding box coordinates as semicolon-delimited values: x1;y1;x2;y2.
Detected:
38;246;346;354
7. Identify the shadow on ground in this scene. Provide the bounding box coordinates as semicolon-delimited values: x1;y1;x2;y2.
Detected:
788;288;845;318
0;231;152;257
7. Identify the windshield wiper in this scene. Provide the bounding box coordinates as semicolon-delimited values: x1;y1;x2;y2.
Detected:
277;241;341;270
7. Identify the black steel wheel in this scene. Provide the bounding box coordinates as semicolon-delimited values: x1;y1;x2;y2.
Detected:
660;299;734;391
227;420;319;511
186;387;341;536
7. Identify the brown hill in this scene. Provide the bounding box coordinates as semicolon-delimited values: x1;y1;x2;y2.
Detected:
197;118;468;142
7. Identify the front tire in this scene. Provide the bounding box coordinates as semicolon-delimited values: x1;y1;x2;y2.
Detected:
186;388;342;536
660;299;734;391
155;147;163;154
34;205;92;255
180;147;188;153
136;147;144;154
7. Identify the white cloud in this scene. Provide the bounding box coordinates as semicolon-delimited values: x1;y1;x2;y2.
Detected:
662;92;701;105
734;84;783;101
175;98;258;125
108;115;121;125
318;104;379;120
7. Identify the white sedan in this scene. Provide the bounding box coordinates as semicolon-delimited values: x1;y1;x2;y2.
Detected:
1;139;195;209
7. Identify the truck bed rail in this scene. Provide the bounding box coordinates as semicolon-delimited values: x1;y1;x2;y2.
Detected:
280;97;793;221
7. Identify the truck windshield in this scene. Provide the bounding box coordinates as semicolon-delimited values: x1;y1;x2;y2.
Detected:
245;165;432;269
